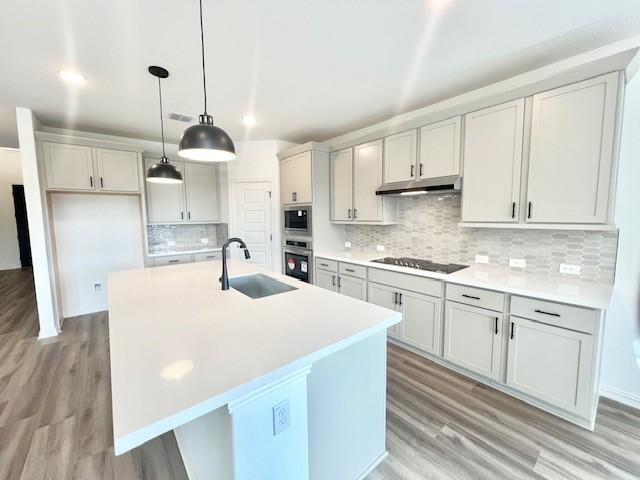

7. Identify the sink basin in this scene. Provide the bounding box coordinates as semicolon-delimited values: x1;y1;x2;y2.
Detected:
229;273;298;299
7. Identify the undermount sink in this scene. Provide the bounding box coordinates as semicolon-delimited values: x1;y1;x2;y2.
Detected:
229;273;298;299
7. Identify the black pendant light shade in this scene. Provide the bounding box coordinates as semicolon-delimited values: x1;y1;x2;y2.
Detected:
178;0;236;162
146;66;183;184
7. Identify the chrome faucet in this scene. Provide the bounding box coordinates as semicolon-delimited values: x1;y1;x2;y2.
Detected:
220;237;251;290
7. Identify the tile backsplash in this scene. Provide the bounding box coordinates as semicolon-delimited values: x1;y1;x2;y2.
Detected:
147;224;229;254
344;194;618;283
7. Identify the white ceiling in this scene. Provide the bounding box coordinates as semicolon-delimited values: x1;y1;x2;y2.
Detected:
1;0;639;148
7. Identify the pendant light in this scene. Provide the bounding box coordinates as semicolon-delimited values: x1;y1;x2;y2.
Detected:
178;0;236;162
146;66;183;184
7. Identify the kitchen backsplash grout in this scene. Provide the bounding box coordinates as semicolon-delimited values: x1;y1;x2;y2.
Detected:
147;224;229;254
344;194;618;283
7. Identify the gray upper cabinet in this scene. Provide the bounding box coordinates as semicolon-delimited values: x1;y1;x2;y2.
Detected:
184;162;219;222
280;151;312;205
461;99;525;223
42;142;95;191
419;116;462;179
330;148;353;221
145;158;219;224
383;130;417;184
95;148;140;192
353;140;383;222
525;72;620;224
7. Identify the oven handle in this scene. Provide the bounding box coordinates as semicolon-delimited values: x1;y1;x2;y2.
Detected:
284;247;312;256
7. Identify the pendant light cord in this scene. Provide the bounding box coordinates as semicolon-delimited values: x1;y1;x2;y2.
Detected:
199;0;208;115
157;77;167;159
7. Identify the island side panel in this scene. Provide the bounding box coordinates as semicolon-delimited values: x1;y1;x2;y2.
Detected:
307;330;388;480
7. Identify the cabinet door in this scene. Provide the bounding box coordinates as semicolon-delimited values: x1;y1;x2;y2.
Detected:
398;290;443;356
339;275;367;301
280;152;312;204
353;140;383;222
526;73;619;224
330;148;353;221
368;282;400;338
506;316;593;416
42;142;95;190
443;301;502;380
419;116;461;179
144;158;185;223
383;130;417;184
185;163;219;222
315;269;337;292
461;99;524;223
95;148;140;192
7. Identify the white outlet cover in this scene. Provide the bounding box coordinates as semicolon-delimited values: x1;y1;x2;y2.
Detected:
201;238;209;244
167;240;176;247
475;255;489;264
344;241;352;249
509;258;526;269
559;264;581;275
273;399;290;435
376;245;385;252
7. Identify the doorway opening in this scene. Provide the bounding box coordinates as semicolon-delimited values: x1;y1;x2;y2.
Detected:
12;184;32;268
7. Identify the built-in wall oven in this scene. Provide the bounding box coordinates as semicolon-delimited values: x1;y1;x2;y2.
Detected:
283;206;312;237
283;238;313;283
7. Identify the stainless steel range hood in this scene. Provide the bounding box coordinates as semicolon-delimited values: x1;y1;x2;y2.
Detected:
375;175;462;196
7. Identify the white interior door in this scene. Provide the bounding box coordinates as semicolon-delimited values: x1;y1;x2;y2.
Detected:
234;182;272;268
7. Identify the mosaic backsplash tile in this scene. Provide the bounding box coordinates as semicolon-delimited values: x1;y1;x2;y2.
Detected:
344;194;618;283
147;224;229;254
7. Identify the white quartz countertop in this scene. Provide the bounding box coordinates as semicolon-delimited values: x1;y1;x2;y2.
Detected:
315;250;614;310
147;246;222;258
108;260;400;455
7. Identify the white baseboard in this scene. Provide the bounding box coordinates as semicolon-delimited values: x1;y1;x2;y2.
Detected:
356;451;388;480
38;327;60;339
600;385;640;410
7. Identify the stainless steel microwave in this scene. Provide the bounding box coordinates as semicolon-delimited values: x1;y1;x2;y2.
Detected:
283;206;311;237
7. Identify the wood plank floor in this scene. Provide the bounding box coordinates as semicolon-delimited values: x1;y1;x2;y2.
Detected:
1;267;639;479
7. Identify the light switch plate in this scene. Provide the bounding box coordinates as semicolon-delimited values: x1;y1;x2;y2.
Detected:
559;264;581;275
344;241;352;249
376;245;385;252
509;258;526;269
273;399;290;435
201;238;209;244
475;255;489;264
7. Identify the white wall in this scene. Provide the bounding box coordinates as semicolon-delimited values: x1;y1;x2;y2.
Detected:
50;193;144;317
600;73;640;408
225;140;296;272
0;148;22;270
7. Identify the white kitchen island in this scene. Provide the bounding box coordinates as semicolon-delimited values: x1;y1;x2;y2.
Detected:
108;260;400;480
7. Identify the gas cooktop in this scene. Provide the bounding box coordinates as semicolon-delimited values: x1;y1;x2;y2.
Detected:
372;257;469;274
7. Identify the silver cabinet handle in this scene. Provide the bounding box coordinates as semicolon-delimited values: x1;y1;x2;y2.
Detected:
394;292;398;305
168;259;180;264
347;208;351;219
353;208;357;219
100;177;104;188
410;164;414;178
188;211;191;220
419;163;424;177
398;293;403;306
332;275;336;287
494;317;499;335
320;262;329;267
534;309;560;317
528;201;533;219
462;294;480;300
89;176;94;188
181;211;184;220
338;276;342;288
510;322;515;340
511;202;516;219
345;268;355;273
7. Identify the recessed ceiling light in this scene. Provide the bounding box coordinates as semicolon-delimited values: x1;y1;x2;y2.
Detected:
59;69;86;86
242;114;257;127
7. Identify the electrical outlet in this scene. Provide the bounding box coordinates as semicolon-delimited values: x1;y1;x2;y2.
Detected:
344;241;352;249
559;264;581;275
93;282;103;293
272;399;290;435
167;240;176;247
475;255;489;264
201;238;209;244
376;245;385;252
509;258;526;269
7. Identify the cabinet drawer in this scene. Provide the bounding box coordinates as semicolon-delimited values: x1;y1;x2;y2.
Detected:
153;254;192;266
316;258;337;272
368;268;442;298
446;284;505;312
339;262;366;279
510;296;597;334
193;251;222;262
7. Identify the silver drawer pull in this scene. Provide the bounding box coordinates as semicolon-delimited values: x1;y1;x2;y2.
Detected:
534;309;560;317
345;268;355;273
320;263;329;267
462;294;480;300
168;259;180;263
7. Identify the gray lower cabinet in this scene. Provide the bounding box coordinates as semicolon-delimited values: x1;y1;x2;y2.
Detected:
506;315;594;417
368;282;400;339
338;274;367;301
316;268;337;292
443;301;503;381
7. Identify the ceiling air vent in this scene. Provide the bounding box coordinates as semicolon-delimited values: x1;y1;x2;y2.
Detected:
168;112;195;123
